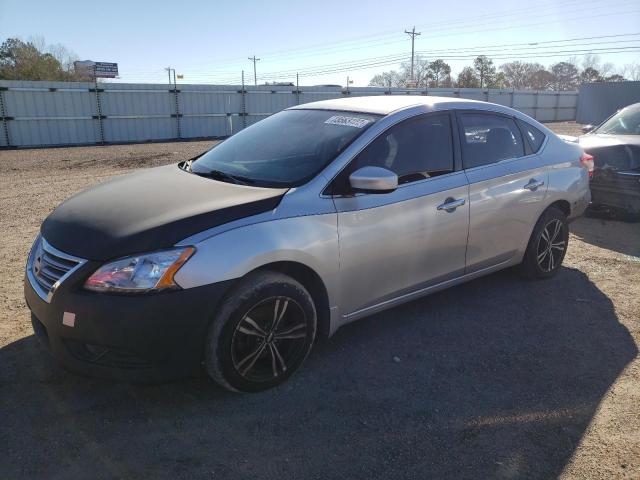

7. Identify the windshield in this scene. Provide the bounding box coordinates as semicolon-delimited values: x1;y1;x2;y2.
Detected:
596;104;640;135
191;109;380;187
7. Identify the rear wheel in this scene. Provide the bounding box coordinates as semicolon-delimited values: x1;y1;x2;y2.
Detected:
520;206;569;279
205;271;317;392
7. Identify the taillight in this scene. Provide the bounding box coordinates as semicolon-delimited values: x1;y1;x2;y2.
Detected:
580;153;594;179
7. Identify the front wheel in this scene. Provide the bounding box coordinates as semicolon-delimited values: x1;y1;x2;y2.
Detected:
205;271;317;393
520;206;569;279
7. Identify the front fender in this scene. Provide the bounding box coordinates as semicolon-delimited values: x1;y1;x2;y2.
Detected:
173;213;340;306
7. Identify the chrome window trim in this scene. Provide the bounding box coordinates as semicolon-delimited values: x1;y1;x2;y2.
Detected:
460;148;544;176
26;235;88;303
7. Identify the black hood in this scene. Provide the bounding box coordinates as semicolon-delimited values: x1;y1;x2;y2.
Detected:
42;164;287;261
577;134;640;171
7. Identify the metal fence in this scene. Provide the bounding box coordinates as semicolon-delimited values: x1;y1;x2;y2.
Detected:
576;81;640;125
0;80;579;148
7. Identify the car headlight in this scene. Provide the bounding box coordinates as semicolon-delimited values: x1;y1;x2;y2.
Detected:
84;247;195;293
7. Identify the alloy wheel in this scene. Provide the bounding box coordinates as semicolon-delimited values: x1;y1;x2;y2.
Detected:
231;296;309;383
536;219;565;272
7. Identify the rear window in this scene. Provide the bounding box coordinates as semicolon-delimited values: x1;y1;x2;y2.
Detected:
517;119;546;153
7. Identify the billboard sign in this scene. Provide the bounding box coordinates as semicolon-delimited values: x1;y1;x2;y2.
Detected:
74;60;119;78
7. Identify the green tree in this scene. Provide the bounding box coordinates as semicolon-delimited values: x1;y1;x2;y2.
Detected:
427;59;451;87
500;61;545;89
487;72;507;89
473;56;496;88
529;69;555;90
456;67;480;88
0;37;80;81
369;70;403;88
550;61;579;91
604;74;626;82
369;56;430;87
579;67;602;84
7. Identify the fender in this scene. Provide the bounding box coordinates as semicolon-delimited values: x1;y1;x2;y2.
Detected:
173;213;341;328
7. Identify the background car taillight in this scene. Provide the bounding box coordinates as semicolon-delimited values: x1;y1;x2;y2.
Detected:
580;153;594;179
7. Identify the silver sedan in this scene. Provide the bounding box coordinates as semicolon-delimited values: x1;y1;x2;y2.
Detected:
26;96;591;392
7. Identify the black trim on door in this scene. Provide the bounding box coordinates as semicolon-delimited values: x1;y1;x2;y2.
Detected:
449;111;463;172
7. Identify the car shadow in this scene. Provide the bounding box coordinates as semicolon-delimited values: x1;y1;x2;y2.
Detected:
0;267;636;480
571;215;640;258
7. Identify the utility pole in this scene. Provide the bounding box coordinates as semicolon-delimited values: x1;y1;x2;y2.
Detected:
346;75;353;93
165;66;174;86
248;55;260;86
404;27;421;81
165;66;180;138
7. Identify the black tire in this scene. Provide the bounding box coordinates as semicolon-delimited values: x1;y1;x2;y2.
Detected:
520;206;569;279
205;271;317;393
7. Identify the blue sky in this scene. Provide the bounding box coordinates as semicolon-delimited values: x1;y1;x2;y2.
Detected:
1;0;639;86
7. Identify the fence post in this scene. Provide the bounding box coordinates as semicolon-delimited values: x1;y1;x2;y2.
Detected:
226;95;233;136
533;91;539;120
241;70;247;130
173;86;181;139
554;92;560;122
0;87;10;147
92;71;105;144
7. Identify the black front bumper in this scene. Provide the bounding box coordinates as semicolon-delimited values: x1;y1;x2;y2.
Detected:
24;262;233;382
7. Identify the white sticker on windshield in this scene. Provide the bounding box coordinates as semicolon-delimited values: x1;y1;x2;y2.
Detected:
324;115;371;128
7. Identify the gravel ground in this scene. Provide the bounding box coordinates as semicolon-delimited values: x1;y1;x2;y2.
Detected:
0;123;638;479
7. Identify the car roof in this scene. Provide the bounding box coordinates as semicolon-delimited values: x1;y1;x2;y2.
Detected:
288;95;494;115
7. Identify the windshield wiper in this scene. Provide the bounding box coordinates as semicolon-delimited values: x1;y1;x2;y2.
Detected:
192;168;256;186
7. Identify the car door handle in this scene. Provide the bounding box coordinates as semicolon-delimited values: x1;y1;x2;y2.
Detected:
524;179;545;191
437;197;466;212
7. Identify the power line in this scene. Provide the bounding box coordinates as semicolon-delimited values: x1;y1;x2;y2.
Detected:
121;4;640;83
157;6;640;83
252;41;640;79
258;46;640;80
119;26;640;84
167;0;617;70
149;0;634;73
148;33;640;82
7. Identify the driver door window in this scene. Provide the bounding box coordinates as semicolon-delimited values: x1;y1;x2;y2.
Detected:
348;113;454;186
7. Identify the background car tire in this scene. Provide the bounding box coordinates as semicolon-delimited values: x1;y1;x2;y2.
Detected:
205;271;317;393
520;206;569;279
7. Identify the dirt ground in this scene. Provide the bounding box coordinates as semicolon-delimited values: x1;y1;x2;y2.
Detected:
0;123;638;479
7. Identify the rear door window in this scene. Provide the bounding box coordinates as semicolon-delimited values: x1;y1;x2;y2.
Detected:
459;113;525;169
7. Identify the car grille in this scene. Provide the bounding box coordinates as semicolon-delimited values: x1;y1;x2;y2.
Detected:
27;235;87;303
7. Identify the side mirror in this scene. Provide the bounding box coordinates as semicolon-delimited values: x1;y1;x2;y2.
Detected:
349;166;398;193
581;124;595;134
